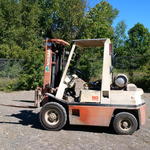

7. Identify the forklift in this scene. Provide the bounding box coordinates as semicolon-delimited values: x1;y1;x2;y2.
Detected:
35;38;146;135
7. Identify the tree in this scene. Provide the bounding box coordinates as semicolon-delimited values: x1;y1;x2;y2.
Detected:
0;0;44;89
113;21;127;55
114;23;150;88
76;1;118;80
50;0;86;41
80;0;118;39
125;23;150;68
37;0;86;41
0;0;119;89
126;23;150;56
0;0;87;89
115;23;150;69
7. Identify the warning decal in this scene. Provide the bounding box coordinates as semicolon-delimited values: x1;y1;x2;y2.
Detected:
92;96;99;101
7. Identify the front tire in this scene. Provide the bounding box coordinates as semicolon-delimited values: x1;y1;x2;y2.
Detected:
113;112;138;135
39;102;67;130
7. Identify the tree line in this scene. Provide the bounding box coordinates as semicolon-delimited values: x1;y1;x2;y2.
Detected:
0;0;149;91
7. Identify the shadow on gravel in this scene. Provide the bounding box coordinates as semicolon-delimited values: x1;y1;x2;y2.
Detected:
1;110;115;134
63;125;115;134
13;100;34;103
0;110;44;130
12;110;43;129
0;104;36;109
11;111;115;134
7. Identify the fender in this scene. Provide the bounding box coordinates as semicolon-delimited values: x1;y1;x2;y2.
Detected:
45;93;68;104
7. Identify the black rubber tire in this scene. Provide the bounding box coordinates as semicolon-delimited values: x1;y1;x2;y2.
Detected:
113;112;138;135
39;102;67;130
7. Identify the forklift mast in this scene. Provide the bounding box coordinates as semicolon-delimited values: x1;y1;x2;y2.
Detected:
43;38;69;90
34;38;69;107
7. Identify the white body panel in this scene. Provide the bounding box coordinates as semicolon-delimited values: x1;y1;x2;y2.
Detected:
80;90;101;102
110;88;144;105
101;40;112;90
101;39;112;104
79;88;144;105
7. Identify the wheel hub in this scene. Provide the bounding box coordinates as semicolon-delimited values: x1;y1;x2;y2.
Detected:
49;113;57;121
45;109;59;125
120;120;131;130
122;121;129;129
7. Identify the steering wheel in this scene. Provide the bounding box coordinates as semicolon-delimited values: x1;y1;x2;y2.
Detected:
69;68;84;78
74;68;83;75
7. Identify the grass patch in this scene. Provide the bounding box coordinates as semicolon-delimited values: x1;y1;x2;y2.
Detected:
0;78;19;91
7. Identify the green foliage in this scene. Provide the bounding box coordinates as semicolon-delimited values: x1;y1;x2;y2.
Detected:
113;21;127;55
126;23;150;56
75;47;103;81
0;0;43;90
127;24;149;69
17;51;44;90
76;1;118;80
37;0;86;41
0;0;149;91
115;23;150;68
0;61;22;91
0;61;22;78
80;1;118;39
131;75;150;92
0;0;119;89
139;59;150;91
50;0;86;41
0;78;18;91
114;23;150;91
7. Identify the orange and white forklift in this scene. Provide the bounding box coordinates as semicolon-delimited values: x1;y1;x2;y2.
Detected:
35;38;146;135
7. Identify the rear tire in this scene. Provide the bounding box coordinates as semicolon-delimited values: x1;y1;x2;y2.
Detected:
113;112;138;135
39;102;67;130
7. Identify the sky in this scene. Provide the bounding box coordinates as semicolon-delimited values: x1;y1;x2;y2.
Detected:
88;0;150;31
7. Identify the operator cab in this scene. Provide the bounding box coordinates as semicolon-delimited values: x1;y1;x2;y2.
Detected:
55;38;113;103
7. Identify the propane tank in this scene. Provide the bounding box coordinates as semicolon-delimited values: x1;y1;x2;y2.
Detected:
114;74;128;88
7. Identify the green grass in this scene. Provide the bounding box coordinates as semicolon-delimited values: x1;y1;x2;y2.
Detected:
0;78;19;91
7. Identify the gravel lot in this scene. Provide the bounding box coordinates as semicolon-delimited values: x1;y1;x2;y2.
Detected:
0;91;150;150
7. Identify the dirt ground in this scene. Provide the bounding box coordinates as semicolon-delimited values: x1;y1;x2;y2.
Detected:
0;91;150;150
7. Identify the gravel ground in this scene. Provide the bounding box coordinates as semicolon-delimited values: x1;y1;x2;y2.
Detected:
0;91;150;150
